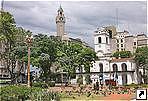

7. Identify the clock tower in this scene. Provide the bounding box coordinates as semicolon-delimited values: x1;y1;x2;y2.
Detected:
56;5;66;38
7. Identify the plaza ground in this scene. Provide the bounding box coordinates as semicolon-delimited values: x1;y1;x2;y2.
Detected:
61;93;134;101
48;86;148;100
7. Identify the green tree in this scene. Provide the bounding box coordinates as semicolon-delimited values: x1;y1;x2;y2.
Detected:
0;11;30;83
29;34;58;82
27;31;96;84
135;46;148;84
56;41;97;83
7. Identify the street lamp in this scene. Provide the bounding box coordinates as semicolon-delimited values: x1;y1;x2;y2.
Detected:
26;35;33;87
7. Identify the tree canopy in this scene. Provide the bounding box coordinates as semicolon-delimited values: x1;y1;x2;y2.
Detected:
1;11;98;83
29;34;98;82
0;11;32;83
134;46;148;84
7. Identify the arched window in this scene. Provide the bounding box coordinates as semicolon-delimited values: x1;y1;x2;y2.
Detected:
99;63;103;81
108;30;112;38
106;37;108;44
112;64;118;72
99;63;103;73
112;64;118;80
121;39;123;43
121;63;127;85
122;63;127;71
98;37;101;43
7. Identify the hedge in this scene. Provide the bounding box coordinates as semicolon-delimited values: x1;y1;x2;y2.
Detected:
0;85;60;101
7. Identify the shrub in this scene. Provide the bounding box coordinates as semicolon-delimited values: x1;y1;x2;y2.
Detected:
32;82;48;88
141;84;148;88
85;75;92;85
0;85;40;101
124;83;148;88
77;75;83;85
0;85;60;101
47;81;55;87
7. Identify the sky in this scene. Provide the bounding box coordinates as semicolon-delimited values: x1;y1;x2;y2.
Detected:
2;1;147;47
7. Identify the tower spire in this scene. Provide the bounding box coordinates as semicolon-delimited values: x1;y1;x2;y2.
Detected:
58;5;63;13
60;4;62;8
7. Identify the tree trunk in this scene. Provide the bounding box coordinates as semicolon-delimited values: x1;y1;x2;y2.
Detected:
136;66;140;84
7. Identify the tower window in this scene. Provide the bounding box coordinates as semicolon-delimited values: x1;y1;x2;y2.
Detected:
99;63;103;73
121;39;123;43
60;12;62;15
112;64;118;72
121;44;123;47
60;17;63;20
106;37;108;44
98;37;102;43
134;42;136;45
108;30;112;38
117;39;119;43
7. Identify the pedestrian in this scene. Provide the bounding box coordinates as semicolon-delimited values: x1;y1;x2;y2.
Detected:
96;80;99;90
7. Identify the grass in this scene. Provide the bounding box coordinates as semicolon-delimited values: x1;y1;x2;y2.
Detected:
124;83;148;88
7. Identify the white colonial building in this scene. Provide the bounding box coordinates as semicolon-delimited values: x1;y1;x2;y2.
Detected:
54;6;146;85
90;26;143;86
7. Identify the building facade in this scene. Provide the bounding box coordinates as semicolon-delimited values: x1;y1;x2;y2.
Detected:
108;26;148;53
90;26;147;86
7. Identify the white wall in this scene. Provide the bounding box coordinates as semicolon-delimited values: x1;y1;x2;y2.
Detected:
110;61;135;71
91;60;110;72
91;59;137;85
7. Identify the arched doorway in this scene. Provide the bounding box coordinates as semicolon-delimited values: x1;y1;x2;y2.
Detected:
112;64;118;80
121;63;127;85
99;63;103;73
113;64;118;72
99;63;103;85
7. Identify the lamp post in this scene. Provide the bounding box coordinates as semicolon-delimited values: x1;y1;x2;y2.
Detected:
26;35;33;87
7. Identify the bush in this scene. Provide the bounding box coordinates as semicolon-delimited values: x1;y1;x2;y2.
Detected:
0;85;40;101
47;81;55;87
0;85;60;101
124;83;148;88
32;82;48;88
77;75;83;85
141;84;148;88
85;75;92;85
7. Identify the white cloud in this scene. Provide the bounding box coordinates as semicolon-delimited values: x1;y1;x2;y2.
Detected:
3;1;147;47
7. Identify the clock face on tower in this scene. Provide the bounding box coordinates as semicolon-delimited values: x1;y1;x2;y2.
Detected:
60;17;63;20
